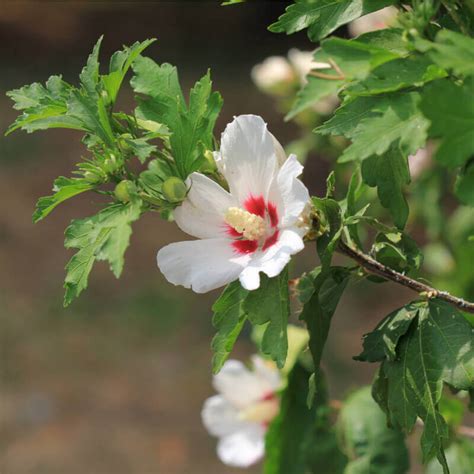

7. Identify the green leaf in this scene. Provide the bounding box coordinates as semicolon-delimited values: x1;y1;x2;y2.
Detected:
103;39;156;104
316;96;378;138
355;303;419;363
359;300;474;472
269;0;395;42
63;200;142;306
123;136;157;164
361;148;411;229
339;92;429;164
265;364;346;474
455;162;474;206
338;386;409;473
416;30;474;78
211;281;249;373
33;177;94;223
420;79;474;168
312;197;343;268
6;75;83;135
346;55;446;96
371;231;423;273
288;31;403;119
244;267;290;368
300;266;349;401
132;58;222;178
79;36;103;99
426;439;474;474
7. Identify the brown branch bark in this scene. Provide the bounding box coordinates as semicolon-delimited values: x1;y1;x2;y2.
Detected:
337;240;474;314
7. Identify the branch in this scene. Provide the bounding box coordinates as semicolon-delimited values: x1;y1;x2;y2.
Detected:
337;240;474;314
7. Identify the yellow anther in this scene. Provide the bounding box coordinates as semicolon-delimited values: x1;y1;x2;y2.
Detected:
238;399;279;424
224;207;266;240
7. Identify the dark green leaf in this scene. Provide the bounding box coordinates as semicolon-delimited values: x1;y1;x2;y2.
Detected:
79;36;103;99
361;149;410;229
300;266;349;403
244;267;290;368
63;200;142;306
455;162;474;207
339;92;428;164
265;364;346;474
312;197;343;268
358;300;474;472
420;79;474;168
346;54;446;96
211;281;249;373
416;30;474;78
33;177;94;223
338;386;409;473
269;0;395;42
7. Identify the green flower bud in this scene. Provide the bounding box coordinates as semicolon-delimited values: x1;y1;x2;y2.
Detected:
201;150;217;173
84;170;103;184
103;154;119;174
114;180;137;203
162;177;187;203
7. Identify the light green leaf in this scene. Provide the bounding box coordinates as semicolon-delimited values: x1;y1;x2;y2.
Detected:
132;59;222;178
426;439;474;474
63;200;142;306
211;281;249;373
103;38;156;104
421;79;474;168
33;177;94;223
338;386;409;474
269;0;395;42
339;92;429;164
6;75;83;135
244;267;290;368
79;36;103;99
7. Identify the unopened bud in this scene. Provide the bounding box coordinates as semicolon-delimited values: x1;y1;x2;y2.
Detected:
114;180;137;203
162;177;187;203
201;150;217;173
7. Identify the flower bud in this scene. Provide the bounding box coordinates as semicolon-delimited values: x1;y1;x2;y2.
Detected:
201;150;217;173
84;170;103;184
162;177;187;203
103;153;119;174
114;180;137;203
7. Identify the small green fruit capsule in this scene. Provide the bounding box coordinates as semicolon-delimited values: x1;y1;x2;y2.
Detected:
162;177;187;203
84;171;102;184
201;150;217;173
114;180;137;203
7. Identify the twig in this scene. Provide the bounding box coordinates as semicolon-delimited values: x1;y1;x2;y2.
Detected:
441;1;470;36
337;240;474;314
458;425;474;439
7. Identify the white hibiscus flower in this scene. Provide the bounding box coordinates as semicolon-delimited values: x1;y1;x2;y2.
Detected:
348;6;398;37
157;115;310;293
202;356;281;468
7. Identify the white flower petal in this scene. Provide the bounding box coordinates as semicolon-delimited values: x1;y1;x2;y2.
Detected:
244;229;305;284
270;132;288;167
157;239;249;293
251;356;281;392
213;360;273;408
217;426;266;468
239;266;261;291
271;154;310;228
174;173;236;239
220;115;278;203
202;395;248;437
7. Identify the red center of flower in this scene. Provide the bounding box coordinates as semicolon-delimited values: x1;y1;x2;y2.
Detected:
227;195;280;255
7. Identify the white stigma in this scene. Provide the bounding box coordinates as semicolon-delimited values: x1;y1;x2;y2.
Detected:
224;207;266;240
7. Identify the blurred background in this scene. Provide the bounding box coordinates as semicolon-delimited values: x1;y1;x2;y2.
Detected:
0;2;455;473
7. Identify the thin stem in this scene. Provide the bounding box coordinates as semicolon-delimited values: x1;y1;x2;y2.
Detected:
441;1;470;35
337;240;474;314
